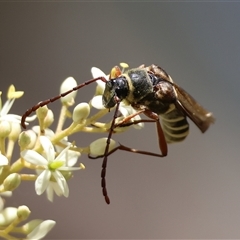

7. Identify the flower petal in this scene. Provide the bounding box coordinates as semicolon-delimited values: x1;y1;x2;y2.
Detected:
91;67;106;78
91;67;107;91
21;150;48;166
27;220;56;239
0;99;14;116
91;95;105;109
52;171;69;197
39;136;55;162
46;184;54;202
59;166;82;171
63;150;80;166
51;181;64;197
35;170;51;195
54;144;71;163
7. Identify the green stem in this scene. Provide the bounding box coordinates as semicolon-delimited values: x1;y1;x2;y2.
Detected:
55;105;68;133
21;174;37;181
0;137;6;156
6;139;15;164
9;159;24;173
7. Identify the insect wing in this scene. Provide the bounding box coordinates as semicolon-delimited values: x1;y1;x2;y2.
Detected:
173;84;215;133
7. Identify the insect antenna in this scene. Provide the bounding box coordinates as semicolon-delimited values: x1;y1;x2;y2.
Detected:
21;76;107;128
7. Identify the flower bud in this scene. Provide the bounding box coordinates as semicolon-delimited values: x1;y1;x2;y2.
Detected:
0;121;11;138
17;205;31;221
3;173;21;191
8;122;21;141
91;95;105;109
72;102;90;123
25;130;37;149
89;138;117;157
18;131;31;149
43;109;54;129
0;207;17;226
60;77;77;106
36;106;48;122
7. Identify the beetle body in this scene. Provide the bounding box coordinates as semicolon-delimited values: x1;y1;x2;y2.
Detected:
103;64;214;143
21;63;215;204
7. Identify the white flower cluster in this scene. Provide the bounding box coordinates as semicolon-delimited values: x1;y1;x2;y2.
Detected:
0;63;144;239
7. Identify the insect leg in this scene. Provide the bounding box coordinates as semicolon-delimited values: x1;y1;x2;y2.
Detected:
21;76;107;128
101;98;121;204
89;142;165;160
116;109;168;156
142;110;168;156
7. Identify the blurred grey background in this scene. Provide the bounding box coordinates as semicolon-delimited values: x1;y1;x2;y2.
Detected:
1;2;240;239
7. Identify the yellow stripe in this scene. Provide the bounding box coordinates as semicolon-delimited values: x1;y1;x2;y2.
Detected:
163;123;189;131
161;115;185;122
163;127;189;138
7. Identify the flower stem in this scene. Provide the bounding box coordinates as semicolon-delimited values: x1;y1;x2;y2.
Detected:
55;105;68;133
0;137;6;156
20;174;37;181
6;139;15;163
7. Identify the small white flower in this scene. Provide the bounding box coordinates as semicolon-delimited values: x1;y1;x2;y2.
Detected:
21;136;82;201
0;98;21;123
90;66;144;129
0;86;36;125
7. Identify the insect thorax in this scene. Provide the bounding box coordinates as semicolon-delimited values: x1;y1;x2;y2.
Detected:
130;69;177;115
124;68;153;103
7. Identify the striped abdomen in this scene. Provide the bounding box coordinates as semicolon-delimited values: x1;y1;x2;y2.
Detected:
160;104;189;143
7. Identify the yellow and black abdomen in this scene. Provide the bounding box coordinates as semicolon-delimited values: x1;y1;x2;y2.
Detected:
160;104;189;143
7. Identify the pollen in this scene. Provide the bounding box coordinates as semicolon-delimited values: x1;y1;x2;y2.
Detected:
120;62;129;69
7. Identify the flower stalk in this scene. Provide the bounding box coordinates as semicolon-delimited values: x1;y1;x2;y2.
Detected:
0;63;142;239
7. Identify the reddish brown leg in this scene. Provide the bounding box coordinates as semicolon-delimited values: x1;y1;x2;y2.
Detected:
100;97;121;204
89;142;165;160
21;76;107;128
92;107;168;204
115;109;168;157
114;109;145;125
143;109;168;156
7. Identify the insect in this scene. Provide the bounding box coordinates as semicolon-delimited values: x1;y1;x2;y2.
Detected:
21;64;215;204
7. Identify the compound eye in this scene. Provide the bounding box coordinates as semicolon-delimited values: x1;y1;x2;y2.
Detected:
115;87;121;96
102;81;116;108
